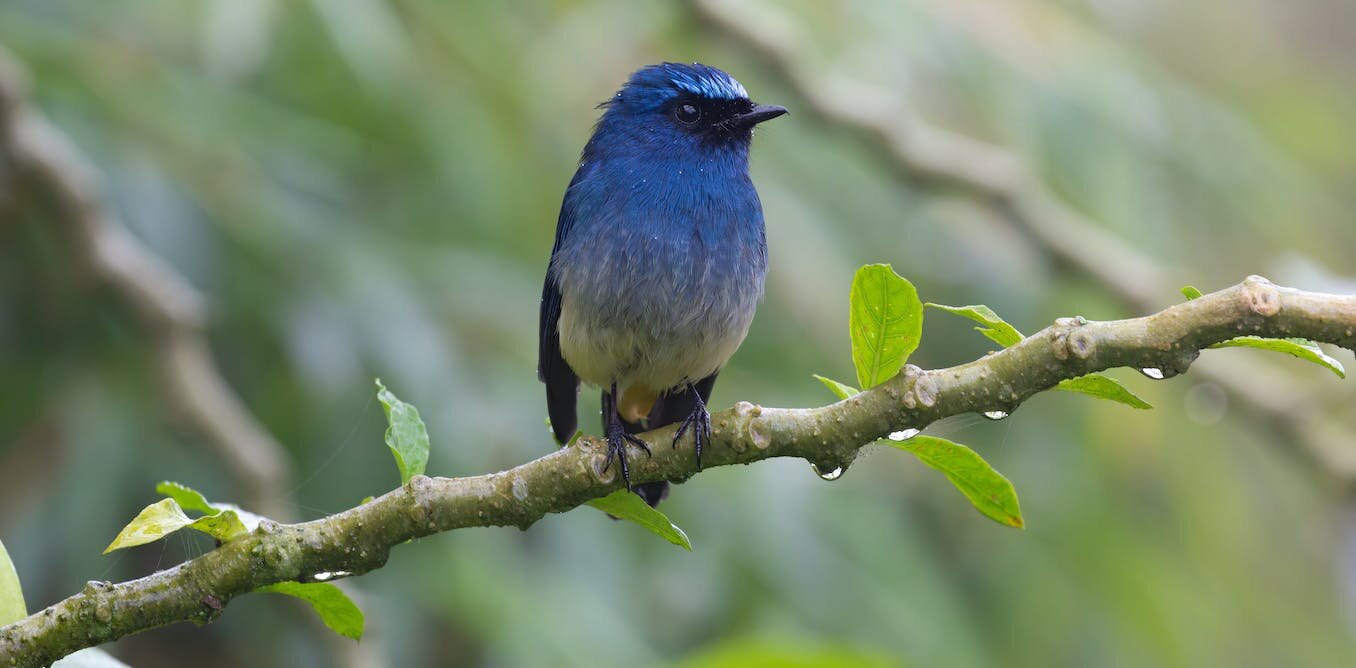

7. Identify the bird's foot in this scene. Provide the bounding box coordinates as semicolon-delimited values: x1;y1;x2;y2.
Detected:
603;416;651;491
672;385;711;470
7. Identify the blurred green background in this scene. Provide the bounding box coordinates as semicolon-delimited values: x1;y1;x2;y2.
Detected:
3;0;1356;666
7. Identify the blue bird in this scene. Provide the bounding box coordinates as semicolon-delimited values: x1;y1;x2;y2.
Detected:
539;63;786;505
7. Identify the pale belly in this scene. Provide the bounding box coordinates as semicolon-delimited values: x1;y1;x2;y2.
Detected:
557;284;758;396
550;201;768;404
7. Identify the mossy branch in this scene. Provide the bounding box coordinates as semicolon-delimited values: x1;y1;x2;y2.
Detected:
1;277;1353;667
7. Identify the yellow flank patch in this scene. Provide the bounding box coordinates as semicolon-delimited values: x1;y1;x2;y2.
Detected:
618;386;659;423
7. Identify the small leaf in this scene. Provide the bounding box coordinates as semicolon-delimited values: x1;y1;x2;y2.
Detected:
1056;374;1153;409
886;436;1024;528
849;264;923;389
812;374;860;400
106;487;263;554
586;490;692;550
155;480;218;514
189;510;250;542
375;378;431;485
925;303;1024;348
0;538;26;625
51;648;132;667
205;503;266;534
1181;285;1203;300
256;582;364;640
155;481;261;540
1211;337;1345;378
104;498;193;553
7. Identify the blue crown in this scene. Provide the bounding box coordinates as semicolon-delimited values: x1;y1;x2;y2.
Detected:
626;62;749;102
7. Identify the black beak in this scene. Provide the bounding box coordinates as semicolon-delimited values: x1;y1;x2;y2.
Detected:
732;104;788;128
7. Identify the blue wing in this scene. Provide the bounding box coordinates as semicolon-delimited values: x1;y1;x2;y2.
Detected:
538;159;598;444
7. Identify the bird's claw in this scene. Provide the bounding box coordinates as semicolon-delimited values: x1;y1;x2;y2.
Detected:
672;390;711;470
603;420;650;490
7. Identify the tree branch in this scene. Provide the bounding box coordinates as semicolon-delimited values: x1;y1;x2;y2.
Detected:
2;277;1352;667
686;0;1356;479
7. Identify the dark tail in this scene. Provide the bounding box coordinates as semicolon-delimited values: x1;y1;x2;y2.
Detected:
615;374;718;508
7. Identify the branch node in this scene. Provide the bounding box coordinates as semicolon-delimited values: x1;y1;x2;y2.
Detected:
1050;329;1071;361
404;474;442;530
747;419;771;450
199;593;224;625
92;601;112;625
80;581;112;596
589;452;616;484
407;474;433;495
1067;329;1096;360
912;372;939;408
1242;275;1280;317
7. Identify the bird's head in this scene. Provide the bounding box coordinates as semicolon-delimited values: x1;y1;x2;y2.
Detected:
594;62;787;154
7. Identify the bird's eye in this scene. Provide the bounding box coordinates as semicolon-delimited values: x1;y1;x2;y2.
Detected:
674;103;701;124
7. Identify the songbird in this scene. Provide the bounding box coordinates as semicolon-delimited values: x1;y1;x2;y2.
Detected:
538;63;786;506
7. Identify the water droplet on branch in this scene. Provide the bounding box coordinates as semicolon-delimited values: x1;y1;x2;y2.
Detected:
310;571;352;582
1139;368;1165;380
812;464;845;481
887;429;920;441
982;410;1009;421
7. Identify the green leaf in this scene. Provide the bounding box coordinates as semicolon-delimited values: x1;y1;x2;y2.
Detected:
256;582;364;640
586;490;692;550
153;481;259;541
375;378;431;485
925;302;1024;347
849;264;923;389
886;436;1024;528
189;510;250;542
677;637;894;668
1056;374;1153;409
203;503;266;534
104;498;194;553
1211;336;1345;378
812;374;860;400
105;492;259;553
51;648;132;667
0;538;26;625
1181;285;1203;300
155;480;218;514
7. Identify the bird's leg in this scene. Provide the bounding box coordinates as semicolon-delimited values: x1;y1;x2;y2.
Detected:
602;382;651;490
672;382;712;470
